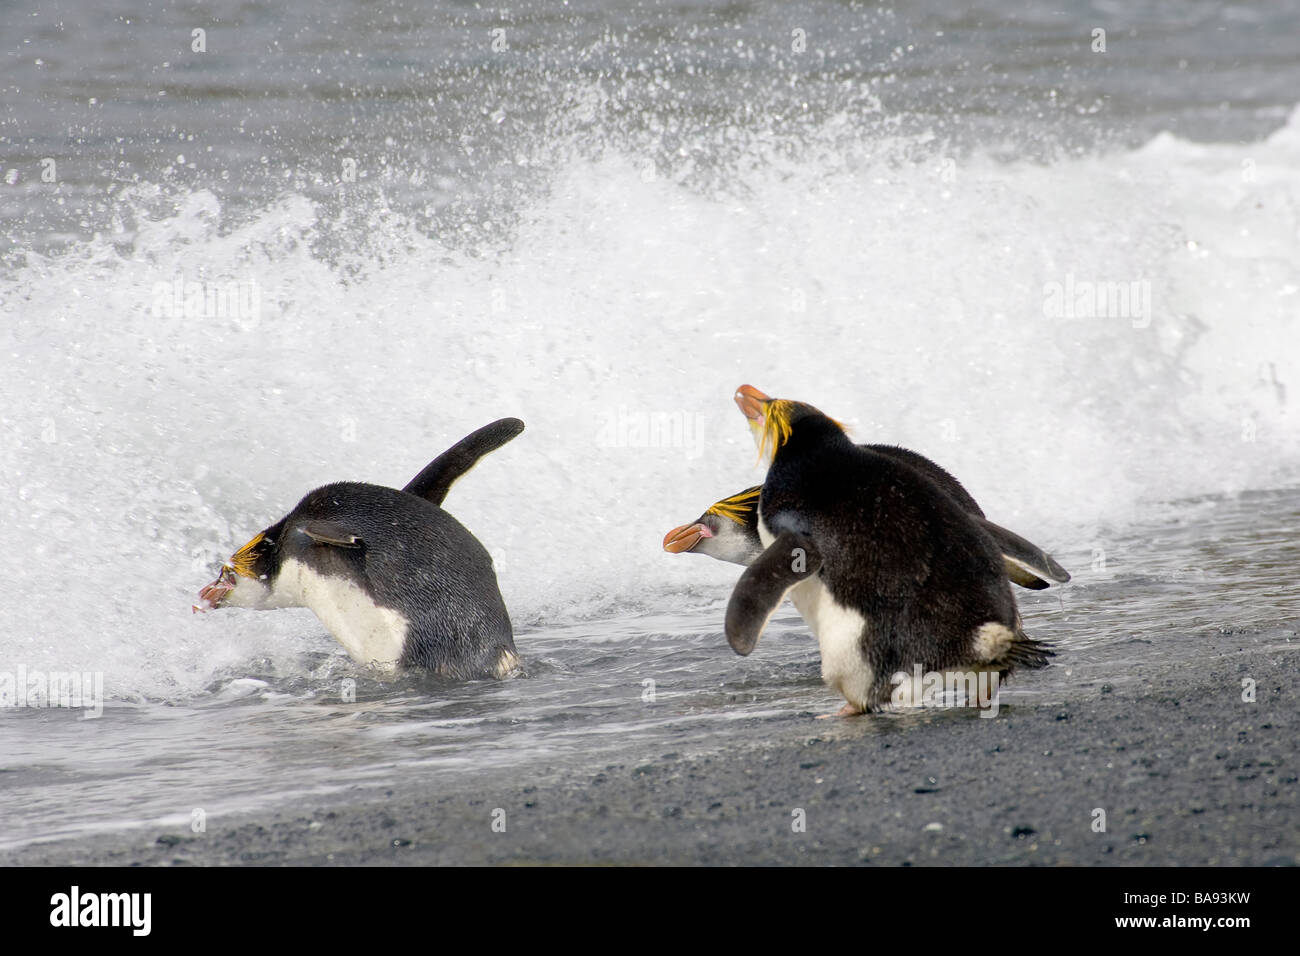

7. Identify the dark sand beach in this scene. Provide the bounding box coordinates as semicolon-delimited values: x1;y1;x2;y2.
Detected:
8;629;1294;867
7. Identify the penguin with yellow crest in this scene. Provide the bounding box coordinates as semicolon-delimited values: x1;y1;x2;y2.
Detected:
664;456;1069;591
722;385;1053;716
195;418;523;680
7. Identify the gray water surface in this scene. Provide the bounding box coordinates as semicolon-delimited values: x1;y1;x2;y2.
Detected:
2;488;1295;851
4;0;1299;255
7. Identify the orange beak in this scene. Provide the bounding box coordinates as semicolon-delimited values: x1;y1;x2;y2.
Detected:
193;565;237;613
734;384;769;421
663;522;713;553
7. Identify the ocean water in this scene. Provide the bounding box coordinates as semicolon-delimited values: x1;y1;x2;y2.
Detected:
2;0;1299;851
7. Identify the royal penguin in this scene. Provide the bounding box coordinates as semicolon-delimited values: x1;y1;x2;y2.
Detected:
195;418;524;679
662;486;765;565
664;452;1070;590
724;385;1053;716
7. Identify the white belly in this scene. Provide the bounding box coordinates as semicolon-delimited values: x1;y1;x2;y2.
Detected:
758;510;873;709
275;558;409;673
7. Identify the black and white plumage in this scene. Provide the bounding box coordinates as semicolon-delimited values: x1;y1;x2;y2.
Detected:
725;386;1054;715
665;450;1070;591
196;418;523;679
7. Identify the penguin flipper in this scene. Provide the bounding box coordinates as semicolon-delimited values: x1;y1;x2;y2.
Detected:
1004;559;1051;590
300;521;363;548
976;517;1071;587
402;418;525;506
724;531;822;656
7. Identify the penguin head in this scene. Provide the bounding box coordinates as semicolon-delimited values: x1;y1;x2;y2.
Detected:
662;486;764;565
196;485;382;615
195;517;289;612
734;384;843;464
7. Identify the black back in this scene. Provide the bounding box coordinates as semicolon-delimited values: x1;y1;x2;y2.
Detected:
280;482;515;679
761;413;1020;680
863;444;984;517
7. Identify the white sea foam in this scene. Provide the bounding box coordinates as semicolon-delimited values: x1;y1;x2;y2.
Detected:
3;109;1298;700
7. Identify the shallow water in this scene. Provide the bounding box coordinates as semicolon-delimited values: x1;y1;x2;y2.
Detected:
2;487;1297;850
2;1;1299;850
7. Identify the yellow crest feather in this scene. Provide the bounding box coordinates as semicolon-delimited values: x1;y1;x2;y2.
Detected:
706;487;761;526
229;532;265;579
754;399;846;462
756;399;796;462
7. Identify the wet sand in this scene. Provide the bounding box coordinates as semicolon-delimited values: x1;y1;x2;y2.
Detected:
6;629;1296;867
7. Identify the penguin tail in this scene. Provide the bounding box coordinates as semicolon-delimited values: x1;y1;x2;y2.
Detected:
973;621;1054;672
1002;631;1055;671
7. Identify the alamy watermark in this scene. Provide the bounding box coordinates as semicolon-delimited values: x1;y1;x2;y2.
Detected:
152;274;260;328
890;664;1002;718
50;886;150;936
1043;273;1151;328
595;406;706;459
0;665;104;718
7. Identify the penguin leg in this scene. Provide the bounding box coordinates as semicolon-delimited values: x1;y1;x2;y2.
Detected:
724;531;822;655
976;517;1071;586
815;702;866;719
